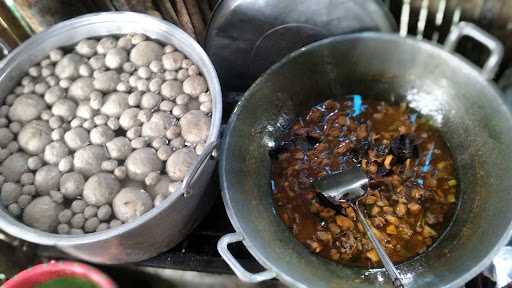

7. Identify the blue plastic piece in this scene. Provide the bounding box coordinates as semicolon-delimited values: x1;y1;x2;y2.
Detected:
352;94;362;116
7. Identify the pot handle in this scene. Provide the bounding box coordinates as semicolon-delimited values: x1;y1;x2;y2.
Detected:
444;21;504;80
217;233;277;283
181;140;217;197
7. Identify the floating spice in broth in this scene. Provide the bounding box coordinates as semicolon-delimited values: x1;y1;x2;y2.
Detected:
271;97;457;267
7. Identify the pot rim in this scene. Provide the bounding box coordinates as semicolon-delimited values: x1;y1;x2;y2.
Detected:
0;12;222;246
220;32;512;288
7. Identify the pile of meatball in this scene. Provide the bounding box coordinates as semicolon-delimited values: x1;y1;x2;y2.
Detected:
0;33;212;235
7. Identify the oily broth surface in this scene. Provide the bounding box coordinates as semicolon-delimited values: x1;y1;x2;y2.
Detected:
271;98;457;267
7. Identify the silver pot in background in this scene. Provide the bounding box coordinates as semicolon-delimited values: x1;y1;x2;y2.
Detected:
0;12;222;264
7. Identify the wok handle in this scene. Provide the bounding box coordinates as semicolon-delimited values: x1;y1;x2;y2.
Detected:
217;233;277;283
444;22;504;80
181;140;217;197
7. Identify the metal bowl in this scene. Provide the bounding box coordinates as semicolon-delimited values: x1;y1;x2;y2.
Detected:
218;23;512;287
0;12;222;264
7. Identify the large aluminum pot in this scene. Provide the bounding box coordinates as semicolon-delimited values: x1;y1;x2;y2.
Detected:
218;22;512;287
0;12;222;264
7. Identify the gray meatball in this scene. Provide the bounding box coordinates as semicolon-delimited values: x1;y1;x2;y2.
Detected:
1;182;21;206
106;137;132;160
179;110;210;144
60;172;85;199
100;92;129;117
73;145;109;177
125;148;162;181
68;77;94;101
129;41;163;66
8;94;47;123
112;187;153;222
166;148;198;181
22;196;63;232
83;172;121;206
18;121;52;155
1;152;29;182
54;53;84;79
64;127;89;151
34;165;61;195
43;141;69;165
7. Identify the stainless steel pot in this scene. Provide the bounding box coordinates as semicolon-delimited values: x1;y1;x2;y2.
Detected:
0;12;222;264
218;22;512;287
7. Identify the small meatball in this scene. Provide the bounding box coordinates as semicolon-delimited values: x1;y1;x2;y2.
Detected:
75;39;98;57
34;165;61;195
105;48;128;69
113;166;127;180
159;100;175;112
58;156;73;173
49;49;64;62
2;152;29;182
166;126;181;140
160;80;182;99
64;127;89;151
88;55;105;70
58;209;73;224
73;145;109;177
0;128;14;147
130;41;163;66
71;199;87;213
106;137;133;160
145;171;160;186
137;66;152;79
172;104;187;118
93;71;120;93
175;94;190;105
96;37;117;54
49;190;64;204
51;99;77;121
8;94;47;122
17;121;52;155
110;219;122;228
75;102;96;119
57;223;70;234
43;141;69;165
177;69;188;81
166;148;197;181
100;92;129;117
157;146;173;161
183;75;207;97
117;36;132;50
70;228;84;235
162;52;184;71
17;194;32;208
119;108;141;130
125;148;162;181
90;125;115;145
70;213;85;228
84;217;100;232
83;172;120;206
22;185;36;196
140;92;161;109
147;175;171;199
23;196;63;232
113;187;153;222
101;159;118;171
54;53;84;79
96;222;109;232
131;137;147;149
1;182;21;206
179;110;210;143
68;77;94;101
60;172;85;199
78;63;92;77
97;205;112;221
84;206;98;219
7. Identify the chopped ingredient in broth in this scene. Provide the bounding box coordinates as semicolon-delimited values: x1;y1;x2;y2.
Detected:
271;98;457;267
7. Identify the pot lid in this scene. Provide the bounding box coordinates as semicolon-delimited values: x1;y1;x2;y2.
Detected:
205;0;397;92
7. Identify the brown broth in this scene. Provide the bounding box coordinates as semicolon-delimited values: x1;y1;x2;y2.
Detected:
271;98;457;267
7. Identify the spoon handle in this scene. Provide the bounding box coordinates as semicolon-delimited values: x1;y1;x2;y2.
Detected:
353;204;405;288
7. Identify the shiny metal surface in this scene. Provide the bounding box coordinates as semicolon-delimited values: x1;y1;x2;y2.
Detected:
314;168;405;288
219;25;512;287
313;168;369;203
205;0;396;92
0;12;222;264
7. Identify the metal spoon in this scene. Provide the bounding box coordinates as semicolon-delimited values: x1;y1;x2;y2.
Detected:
313;167;405;288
